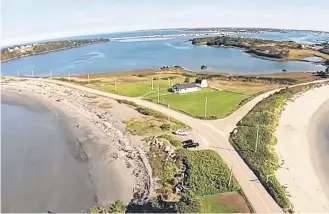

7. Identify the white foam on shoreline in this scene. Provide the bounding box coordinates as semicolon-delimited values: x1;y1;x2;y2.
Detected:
275;85;329;212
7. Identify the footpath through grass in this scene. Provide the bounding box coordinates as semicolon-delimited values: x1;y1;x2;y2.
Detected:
230;83;322;210
144;88;249;119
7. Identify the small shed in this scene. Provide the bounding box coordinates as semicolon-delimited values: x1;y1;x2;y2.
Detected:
196;79;208;88
172;83;199;94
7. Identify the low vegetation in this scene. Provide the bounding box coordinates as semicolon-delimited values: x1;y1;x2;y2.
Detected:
90;200;126;213
121;102;188;136
230;84;318;209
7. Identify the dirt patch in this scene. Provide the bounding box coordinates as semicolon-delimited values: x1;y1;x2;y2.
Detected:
218;192;250;213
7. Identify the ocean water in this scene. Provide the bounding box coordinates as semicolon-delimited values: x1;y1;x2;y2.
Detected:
1;32;326;77
1;99;96;212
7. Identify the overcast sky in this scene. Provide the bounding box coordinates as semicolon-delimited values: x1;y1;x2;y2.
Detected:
1;0;329;46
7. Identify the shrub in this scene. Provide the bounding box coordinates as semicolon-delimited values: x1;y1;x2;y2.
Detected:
177;195;201;213
177;150;240;196
160;123;171;131
117;99;138;107
90;200;126;213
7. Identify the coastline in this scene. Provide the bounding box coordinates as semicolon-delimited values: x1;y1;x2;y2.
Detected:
274;85;329;212
1;78;153;209
1;40;110;63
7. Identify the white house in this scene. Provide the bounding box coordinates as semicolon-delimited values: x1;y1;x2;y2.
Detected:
172;83;199;94
196;79;208;88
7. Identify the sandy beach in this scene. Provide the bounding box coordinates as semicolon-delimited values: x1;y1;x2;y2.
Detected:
275;83;329;212
1;78;153;211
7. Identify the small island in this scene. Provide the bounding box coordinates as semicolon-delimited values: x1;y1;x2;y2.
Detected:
191;36;329;63
1;38;111;62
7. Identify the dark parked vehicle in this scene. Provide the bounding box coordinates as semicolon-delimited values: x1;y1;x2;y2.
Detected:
182;139;199;148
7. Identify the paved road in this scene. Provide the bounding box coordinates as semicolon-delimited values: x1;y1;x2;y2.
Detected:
9;77;328;213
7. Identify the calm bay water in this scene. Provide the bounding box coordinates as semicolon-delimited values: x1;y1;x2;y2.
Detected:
1;99;96;212
1;36;326;77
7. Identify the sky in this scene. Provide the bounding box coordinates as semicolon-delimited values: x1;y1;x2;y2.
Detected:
1;0;329;46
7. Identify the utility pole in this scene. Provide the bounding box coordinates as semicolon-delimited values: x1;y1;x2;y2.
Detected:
157;86;160;102
266;174;275;183
114;78;117;92
255;125;259;153
228;158;235;188
168;104;170;122
204;97;208;118
88;73;90;84
151;78;154;90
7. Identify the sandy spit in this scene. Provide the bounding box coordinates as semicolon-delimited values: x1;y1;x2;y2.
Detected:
1;78;154;206
275;83;329;212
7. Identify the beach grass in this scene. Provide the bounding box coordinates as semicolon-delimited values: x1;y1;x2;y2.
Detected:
230;84;320;209
144;88;249;119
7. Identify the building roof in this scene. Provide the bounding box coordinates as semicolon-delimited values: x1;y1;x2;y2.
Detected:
173;83;198;90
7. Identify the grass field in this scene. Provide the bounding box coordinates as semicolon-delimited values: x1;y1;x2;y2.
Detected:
91;77;187;97
199;192;250;213
144;88;249;119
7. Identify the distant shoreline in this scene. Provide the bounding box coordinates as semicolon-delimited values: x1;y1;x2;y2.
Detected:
1;40;109;63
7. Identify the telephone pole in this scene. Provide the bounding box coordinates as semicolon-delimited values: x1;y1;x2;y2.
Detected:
151;78;154;90
228;158;235;188
204;97;208;118
167;104;170;122
114;78;117;92
255;125;259;153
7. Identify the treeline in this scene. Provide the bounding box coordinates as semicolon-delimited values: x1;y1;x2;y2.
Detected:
1;38;110;62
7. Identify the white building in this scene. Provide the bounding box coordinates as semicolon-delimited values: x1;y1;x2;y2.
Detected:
196;79;208;88
172;83;200;94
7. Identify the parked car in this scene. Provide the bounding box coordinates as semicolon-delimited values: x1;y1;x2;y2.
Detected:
174;129;188;136
182;139;199;148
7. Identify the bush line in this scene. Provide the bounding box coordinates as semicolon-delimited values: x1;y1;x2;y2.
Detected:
230;83;324;209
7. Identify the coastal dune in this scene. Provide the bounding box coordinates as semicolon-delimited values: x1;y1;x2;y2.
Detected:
275;84;329;212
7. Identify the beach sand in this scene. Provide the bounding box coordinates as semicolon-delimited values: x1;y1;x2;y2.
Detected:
275;84;329;212
1;78;153;210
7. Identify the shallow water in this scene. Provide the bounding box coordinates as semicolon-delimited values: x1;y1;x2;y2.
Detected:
1;37;325;77
1;98;96;213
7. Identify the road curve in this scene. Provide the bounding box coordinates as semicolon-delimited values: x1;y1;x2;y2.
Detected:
7;77;328;213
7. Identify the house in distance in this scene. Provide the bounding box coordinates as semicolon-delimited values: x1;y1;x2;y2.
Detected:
172;79;208;94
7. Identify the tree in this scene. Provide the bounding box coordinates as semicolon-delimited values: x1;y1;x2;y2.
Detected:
184;77;190;83
201;65;207;70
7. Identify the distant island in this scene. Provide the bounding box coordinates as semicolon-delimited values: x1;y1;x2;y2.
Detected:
191;36;329;63
1;38;110;62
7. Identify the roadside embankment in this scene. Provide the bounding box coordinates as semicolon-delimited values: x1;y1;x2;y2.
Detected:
275;84;329;212
230;81;329;211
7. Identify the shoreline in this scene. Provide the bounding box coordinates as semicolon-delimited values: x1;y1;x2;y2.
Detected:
1;40;110;63
1;78;153;209
274;84;329;212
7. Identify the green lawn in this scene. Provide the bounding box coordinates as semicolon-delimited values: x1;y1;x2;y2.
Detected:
97;78;186;97
144;88;249;119
200;192;250;213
